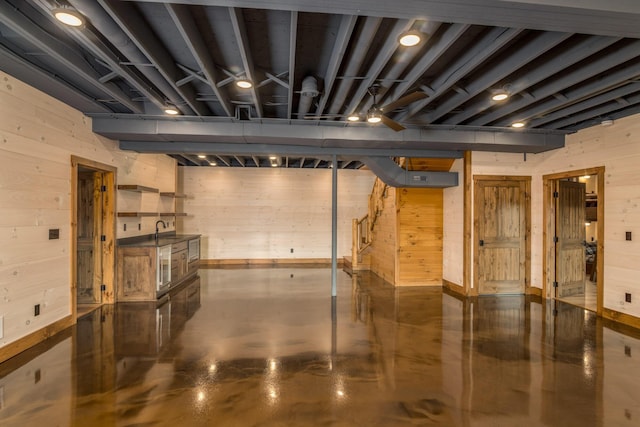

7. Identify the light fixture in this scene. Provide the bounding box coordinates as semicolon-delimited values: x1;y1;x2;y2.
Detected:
367;108;382;124
585;221;592;226
269;156;280;167
209;161;217;166
197;154;206;159
511;121;525;128
52;7;85;27
399;30;422;47
164;106;180;115
492;91;509;101
347;114;360;122
601;119;614;126
236;79;253;89
581;175;591;179
491;84;512;101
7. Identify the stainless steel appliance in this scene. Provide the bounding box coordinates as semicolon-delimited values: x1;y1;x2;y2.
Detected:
156;244;172;295
188;238;200;263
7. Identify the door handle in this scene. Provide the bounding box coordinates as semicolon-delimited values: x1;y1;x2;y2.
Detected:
479;240;484;246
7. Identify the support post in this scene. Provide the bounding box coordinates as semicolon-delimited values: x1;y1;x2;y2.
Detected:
331;155;338;297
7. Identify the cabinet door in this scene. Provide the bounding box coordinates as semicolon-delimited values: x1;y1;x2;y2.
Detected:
117;247;156;301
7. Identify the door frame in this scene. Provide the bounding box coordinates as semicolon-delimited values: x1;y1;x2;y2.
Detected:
71;156;117;322
472;175;531;295
542;167;605;315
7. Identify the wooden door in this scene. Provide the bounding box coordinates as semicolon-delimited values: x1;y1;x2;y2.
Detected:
77;171;103;304
555;180;586;298
475;178;529;295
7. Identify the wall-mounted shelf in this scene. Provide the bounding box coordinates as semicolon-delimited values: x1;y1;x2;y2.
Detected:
160;192;187;198
160;212;188;217
117;212;158;218
117;184;159;193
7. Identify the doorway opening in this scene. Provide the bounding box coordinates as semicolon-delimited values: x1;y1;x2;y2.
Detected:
71;156;116;321
543;167;604;314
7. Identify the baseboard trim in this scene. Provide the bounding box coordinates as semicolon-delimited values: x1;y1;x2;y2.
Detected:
0;315;74;364
603;307;640;330
201;258;344;268
527;286;543;297
443;279;465;296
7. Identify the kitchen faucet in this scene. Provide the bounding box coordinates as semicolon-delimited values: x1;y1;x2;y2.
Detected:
155;220;167;241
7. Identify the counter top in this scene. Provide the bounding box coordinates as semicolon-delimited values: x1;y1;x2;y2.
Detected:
117;233;201;248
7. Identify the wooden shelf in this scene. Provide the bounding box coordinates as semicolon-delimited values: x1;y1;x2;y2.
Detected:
160;212;188;217
160;192;187;198
117;185;159;193
117;212;158;218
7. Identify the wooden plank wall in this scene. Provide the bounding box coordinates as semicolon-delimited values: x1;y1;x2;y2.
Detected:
0;70;176;358
178;167;375;262
396;188;444;286
467;113;640;322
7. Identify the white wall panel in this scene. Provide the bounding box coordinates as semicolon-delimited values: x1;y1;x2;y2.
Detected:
0;70;176;349
443;158;465;285
178;167;375;260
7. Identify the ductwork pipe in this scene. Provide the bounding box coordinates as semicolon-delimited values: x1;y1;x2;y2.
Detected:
297;76;318;118
362;157;458;188
68;0;193;114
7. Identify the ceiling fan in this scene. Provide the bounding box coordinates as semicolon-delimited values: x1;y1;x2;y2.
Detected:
364;84;428;131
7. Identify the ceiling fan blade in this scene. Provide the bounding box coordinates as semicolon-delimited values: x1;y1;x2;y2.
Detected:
381;115;406;132
381;91;428;113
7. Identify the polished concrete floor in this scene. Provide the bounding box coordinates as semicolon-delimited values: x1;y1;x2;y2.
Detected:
1;268;639;426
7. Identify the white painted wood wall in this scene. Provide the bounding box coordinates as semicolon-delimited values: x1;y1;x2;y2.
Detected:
178;167;375;261
0;71;176;348
443;112;640;318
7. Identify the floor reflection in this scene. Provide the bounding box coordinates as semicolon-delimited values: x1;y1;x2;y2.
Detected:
0;269;639;426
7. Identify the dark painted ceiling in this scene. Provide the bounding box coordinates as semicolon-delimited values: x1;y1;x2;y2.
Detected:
1;0;639;168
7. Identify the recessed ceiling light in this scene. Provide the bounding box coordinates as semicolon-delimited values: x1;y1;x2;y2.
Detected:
209;161;217;166
236;79;253;89
492;91;509;101
52;7;85;27
511;121;525;128
197;155;207;159
347;115;360;122
399;31;422;47
164;106;179;115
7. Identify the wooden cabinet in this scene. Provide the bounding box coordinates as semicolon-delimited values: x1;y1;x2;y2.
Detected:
117;246;157;301
117;236;200;302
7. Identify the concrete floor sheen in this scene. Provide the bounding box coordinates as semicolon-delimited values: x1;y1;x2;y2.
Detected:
1;268;639;426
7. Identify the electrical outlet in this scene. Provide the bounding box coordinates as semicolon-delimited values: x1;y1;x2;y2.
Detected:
626;231;632;241
626;293;632;303
34;304;40;316
625;345;631;357
290;248;294;253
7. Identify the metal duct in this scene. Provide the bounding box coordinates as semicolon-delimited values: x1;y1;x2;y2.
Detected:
362;157;458;188
297;76;318;118
67;0;193;114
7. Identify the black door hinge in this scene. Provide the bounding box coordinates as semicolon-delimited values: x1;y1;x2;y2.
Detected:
100;235;106;242
553;191;559;198
101;185;107;192
101;284;106;291
553;281;558;288
553;236;559;243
